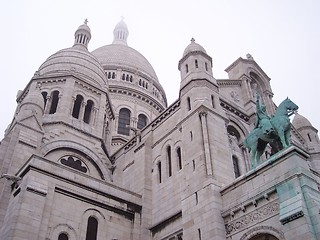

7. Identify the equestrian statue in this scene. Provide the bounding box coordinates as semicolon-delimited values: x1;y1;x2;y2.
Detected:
243;94;298;167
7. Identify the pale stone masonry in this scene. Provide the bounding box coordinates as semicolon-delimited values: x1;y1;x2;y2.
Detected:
0;19;320;240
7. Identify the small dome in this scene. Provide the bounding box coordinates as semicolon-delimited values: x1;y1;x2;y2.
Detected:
37;21;106;88
112;18;129;46
183;38;207;57
292;113;313;130
77;23;91;34
38;47;107;88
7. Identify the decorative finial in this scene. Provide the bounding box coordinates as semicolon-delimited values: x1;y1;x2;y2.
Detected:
191;37;195;42
84;19;88;25
246;53;254;60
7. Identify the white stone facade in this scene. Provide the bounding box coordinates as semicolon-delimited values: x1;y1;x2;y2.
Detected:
0;20;320;240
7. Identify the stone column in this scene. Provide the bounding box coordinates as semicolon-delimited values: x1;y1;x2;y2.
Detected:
199;111;213;176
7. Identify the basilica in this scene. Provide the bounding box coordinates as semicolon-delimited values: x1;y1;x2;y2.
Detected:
0;19;319;240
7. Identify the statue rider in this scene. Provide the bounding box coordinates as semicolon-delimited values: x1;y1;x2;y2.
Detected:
254;94;273;136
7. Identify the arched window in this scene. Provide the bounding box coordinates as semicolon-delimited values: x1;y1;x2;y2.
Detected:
195;59;198;68
167;146;172;177
85;216;98;240
41;91;48;109
49;90;59;114
186;64;189;73
157;161;162;183
72;95;83;119
83;100;94;124
187;97;191;111
118;108;131;135
58;233;69;240
122;73;125;80
112;72;116;79
108;72;111;79
177;147;182;170
232;156;240;178
137;114;147;129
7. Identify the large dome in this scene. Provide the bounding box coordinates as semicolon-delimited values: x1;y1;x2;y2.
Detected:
92;44;158;82
38;47;107;88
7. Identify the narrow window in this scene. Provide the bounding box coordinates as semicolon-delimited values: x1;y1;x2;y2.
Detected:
195;192;198;205
195;59;198;68
137;114;147;129
198;229;202;240
85;216;98;240
190;131;193;141
139;79;142;86
192;159;195;171
205;62;208;71
130;75;133;82
83;100;94;124
211;95;215;108
187;97;191;111
58;233;69;240
49;90;59;114
157;161;162;183
167;146;172;177
126;74;129;81
79;34;83;44
41;91;48;109
117;108;131;135
122;74;125;80
308;133;312;142
108;72;111;79
112;72;116;79
146;82;148;89
177;147;182;170
72;95;83;119
186;64;189;73
232;156;240;178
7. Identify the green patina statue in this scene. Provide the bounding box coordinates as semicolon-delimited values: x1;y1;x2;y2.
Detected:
243;95;298;167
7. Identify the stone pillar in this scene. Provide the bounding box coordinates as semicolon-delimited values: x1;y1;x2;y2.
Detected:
199;111;213;176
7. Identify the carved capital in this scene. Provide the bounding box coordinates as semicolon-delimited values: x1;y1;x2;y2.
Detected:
199;111;207;118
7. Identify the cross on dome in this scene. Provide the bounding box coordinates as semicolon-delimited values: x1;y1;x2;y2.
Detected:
84;19;88;25
191;37;195;42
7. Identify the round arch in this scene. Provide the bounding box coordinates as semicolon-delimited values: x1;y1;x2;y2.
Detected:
42;140;112;181
49;223;78;240
240;226;285;240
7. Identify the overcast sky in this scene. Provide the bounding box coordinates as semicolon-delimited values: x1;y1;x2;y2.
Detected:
0;0;319;137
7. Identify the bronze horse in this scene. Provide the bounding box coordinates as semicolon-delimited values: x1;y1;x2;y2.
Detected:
243;98;298;167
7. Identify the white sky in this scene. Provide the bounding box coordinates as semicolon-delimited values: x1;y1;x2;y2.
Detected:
0;0;319;137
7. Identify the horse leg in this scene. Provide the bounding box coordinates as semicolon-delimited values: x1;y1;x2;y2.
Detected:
277;127;288;149
284;129;291;147
250;145;257;168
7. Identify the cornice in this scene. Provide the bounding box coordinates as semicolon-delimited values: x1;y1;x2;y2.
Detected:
217;79;242;87
109;86;165;113
220;98;250;122
178;51;212;69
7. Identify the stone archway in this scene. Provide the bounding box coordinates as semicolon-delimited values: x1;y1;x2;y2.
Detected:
240;226;285;240
249;233;279;240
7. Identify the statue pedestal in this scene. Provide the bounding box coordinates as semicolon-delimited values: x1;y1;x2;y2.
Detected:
221;146;320;240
